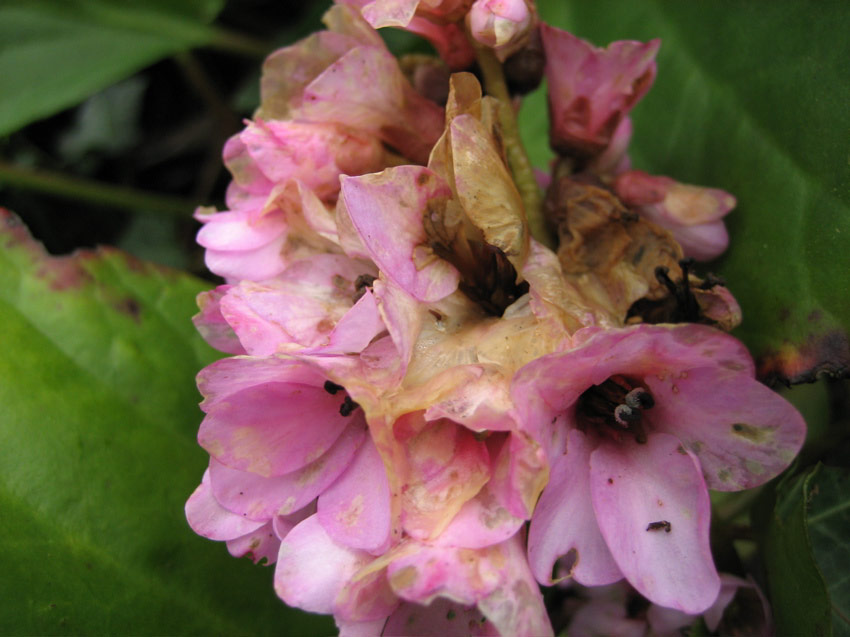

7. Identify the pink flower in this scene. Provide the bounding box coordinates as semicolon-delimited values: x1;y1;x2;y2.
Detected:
467;0;536;61
615;170;736;261
511;323;806;613
185;355;392;560
540;24;659;158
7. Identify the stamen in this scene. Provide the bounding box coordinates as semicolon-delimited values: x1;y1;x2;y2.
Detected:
352;274;377;302
625;387;654;410
339;395;359;417
576;377;654;443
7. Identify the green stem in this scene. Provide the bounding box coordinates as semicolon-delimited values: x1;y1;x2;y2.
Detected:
473;44;555;249
206;27;272;59
0;161;195;217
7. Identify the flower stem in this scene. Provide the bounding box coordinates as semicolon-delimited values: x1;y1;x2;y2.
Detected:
473;44;555;249
0;161;195;216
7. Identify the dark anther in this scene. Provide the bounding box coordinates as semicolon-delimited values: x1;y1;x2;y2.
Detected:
339;395;360;417
323;380;344;395
652;259;700;322
613;404;639;426
353;274;377;302
625;387;654;410
577;376;653;444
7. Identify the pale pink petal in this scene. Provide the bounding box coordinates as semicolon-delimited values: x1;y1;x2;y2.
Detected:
241;119;385;201
671;219;730;261
196;208;286;251
204;232;288;282
193;287;246;355
297;47;444;163
185;471;265;541
226;520;280;565
487;431;548;519
468;0;534;61
197;355;326;408
645;366;806;491
273;502;317;540
320;289;386;354
318;437;392;553
209;422;367;519
199;375;363;477
528;429;623;586
383;599;499;636
422;365;516;433
589;433;720;614
474;534;554;637
645;603;693;635
703;574;749;631
341;167;460;302
401;420;491;541
275;514;370;614
430;481;525;549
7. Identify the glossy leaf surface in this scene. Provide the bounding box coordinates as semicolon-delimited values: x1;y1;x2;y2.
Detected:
0;209;332;634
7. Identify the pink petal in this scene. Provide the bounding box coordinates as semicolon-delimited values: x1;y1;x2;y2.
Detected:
209;421;366;519
528;429;623;586
204;232;288;282
645;366;806;490
589;433;720;614
226;520;280;565
371;277;424;381
196;208;286;251
193;286;246;355
672;219;730;261
336;617;389;637
383;599;499;636
541;24;659;155
341;167;460;302
567;599;646;637
185;470;265;541
318;437;392;553
275;514;370;614
401;420;491;541
199;374;362;477
197;355;326;408
431;480;525;549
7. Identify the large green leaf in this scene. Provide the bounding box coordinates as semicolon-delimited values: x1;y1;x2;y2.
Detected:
808;466;850;636
755;466;832;636
0;0;226;136
0;209;332;634
522;0;850;384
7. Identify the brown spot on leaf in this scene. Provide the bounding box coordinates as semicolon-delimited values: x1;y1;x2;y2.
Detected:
759;329;850;386
114;298;141;322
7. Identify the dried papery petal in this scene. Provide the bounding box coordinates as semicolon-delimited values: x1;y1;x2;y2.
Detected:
541;24;659;159
545;176;682;322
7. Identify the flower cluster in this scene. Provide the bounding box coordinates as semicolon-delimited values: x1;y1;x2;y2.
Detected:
186;4;805;635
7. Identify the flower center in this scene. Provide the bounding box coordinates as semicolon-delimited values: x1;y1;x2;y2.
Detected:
576;375;654;443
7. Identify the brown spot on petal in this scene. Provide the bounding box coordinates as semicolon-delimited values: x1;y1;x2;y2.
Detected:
731;423;770;443
390;565;418;590
759;329;850;386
